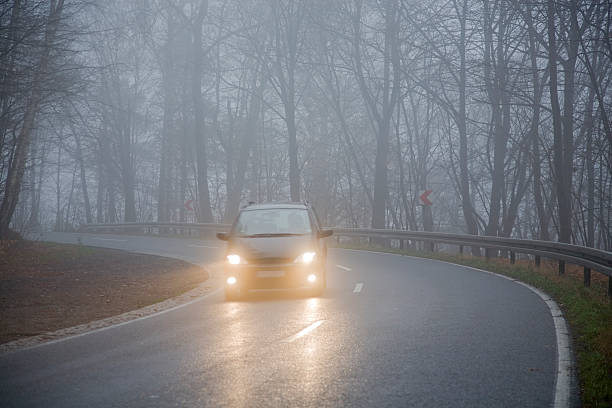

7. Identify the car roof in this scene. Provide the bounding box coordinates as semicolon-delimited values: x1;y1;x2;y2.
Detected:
241;202;309;211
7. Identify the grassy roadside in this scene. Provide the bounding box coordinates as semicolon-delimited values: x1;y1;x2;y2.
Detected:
332;242;612;408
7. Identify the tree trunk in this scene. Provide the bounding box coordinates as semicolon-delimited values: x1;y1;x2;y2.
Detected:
72;124;92;224
55;145;62;231
558;1;579;243
27;134;40;230
372;119;389;229
586;118;595;248
224;72;264;221
270;0;303;202
96;149;104;223
524;4;550;241
157;21;173;223
456;0;479;252
396;101;416;231
120;119;136;222
286;94;300;202
547;0;567;242
192;1;213;222
483;0;508;242
547;0;576;243
351;0;399;230
158;109;170;222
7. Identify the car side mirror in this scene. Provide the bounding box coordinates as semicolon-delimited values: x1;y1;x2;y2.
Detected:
216;232;229;241
318;229;333;238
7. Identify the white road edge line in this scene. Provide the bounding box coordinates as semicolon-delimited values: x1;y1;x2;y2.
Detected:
336;264;352;271
282;320;326;343
514;281;571;408
188;244;219;249
353;283;363;293
337;248;573;408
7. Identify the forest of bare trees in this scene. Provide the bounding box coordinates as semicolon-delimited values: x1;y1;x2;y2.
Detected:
1;0;611;250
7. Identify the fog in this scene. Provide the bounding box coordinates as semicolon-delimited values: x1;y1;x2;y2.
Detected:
0;0;610;249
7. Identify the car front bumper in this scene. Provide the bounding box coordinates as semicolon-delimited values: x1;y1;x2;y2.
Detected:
223;262;323;290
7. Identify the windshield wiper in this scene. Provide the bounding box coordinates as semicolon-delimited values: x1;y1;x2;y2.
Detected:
241;233;305;238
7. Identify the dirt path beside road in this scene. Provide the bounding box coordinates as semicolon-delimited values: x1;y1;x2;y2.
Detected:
0;241;208;344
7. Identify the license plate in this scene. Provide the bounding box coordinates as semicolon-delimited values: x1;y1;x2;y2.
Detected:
256;270;284;278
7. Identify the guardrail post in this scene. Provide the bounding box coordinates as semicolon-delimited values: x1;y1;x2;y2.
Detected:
558;260;565;275
608;277;611;298
535;255;541;268
583;267;591;287
510;251;515;264
459;245;463;255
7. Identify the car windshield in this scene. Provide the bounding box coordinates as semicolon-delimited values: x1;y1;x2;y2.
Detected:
234;208;312;237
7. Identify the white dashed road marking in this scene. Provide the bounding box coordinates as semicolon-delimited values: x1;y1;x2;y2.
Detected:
353;283;364;293
282;320;326;343
336;264;352;271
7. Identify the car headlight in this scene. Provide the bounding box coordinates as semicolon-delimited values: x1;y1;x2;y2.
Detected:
294;251;316;264
226;254;242;265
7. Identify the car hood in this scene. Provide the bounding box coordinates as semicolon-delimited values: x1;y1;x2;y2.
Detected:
228;235;315;261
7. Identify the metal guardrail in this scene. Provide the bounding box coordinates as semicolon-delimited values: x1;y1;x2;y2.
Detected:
332;228;612;276
80;222;231;237
79;222;612;295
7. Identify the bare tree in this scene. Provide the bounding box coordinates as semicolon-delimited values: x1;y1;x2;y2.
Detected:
350;0;401;229
0;0;65;238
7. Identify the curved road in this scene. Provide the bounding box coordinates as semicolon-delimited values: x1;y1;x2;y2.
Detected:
1;233;570;407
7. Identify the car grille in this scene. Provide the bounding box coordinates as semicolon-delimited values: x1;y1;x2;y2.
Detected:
248;257;292;265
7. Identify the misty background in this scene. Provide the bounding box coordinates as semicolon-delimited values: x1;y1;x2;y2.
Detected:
0;0;610;250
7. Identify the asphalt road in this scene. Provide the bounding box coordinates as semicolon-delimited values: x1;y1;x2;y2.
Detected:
1;233;564;407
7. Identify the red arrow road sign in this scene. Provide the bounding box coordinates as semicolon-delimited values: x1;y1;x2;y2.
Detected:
419;190;433;206
184;199;194;211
